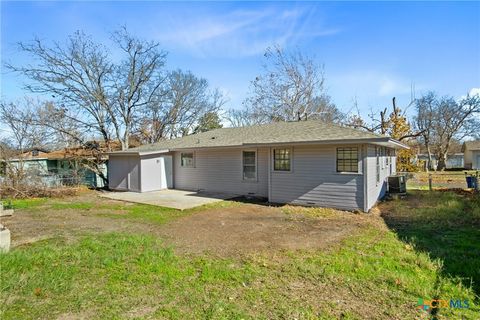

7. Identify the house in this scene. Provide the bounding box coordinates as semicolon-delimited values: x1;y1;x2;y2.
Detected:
3;147;107;188
462;141;480;169
107;120;408;212
416;153;464;170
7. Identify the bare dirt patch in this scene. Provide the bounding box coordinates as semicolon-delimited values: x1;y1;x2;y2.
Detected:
1;192;374;256
1;210;156;247
0;195;158;247
157;204;371;256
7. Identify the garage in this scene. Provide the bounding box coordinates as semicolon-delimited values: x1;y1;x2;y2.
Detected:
108;152;173;192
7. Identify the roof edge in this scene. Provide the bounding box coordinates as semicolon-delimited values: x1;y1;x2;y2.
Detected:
108;138;409;154
107;149;170;156
385;138;410;149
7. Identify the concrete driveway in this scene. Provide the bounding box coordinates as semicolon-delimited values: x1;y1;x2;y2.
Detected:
100;189;236;210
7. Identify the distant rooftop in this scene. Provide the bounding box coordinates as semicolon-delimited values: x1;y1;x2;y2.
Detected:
463;140;480;151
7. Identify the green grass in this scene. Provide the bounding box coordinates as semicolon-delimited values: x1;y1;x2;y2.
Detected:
383;191;480;298
1;228;477;319
1;191;478;319
7;198;48;209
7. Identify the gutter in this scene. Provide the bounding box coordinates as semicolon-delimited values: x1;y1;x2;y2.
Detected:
385;138;410;150
106;149;170;156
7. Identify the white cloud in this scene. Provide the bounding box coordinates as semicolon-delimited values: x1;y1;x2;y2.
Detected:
334;71;414;97
469;88;480;97
378;77;412;97
152;7;339;58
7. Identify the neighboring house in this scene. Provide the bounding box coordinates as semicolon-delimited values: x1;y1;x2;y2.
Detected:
108;121;407;212
416;153;464;170
462;141;480;169
4;147;107;188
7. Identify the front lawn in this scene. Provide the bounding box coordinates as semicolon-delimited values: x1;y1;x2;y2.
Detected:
0;191;478;319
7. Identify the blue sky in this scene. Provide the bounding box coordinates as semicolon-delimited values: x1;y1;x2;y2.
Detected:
1;1;479;118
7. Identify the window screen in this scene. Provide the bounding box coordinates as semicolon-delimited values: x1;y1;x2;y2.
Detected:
336;147;359;173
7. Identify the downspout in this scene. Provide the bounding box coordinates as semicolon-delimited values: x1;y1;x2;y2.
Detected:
139;155;142;192
268;147;272;202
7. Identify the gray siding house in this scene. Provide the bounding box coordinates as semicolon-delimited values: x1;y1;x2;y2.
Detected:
108;121;407;212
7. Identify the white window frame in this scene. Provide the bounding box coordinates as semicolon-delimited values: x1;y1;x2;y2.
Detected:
242;150;257;181
180;152;195;168
273;148;292;172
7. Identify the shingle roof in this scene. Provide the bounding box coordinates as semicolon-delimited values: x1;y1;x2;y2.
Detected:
125;120;403;153
463;140;480;151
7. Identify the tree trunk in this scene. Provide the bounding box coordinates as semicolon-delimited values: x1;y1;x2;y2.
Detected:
437;152;447;171
426;147;434;171
98;171;108;188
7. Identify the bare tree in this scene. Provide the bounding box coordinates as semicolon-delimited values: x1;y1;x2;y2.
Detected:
414;92;437;170
1;101;39;152
6;32;114;143
0;99;49;189
413;92;480;170
0;99;113;185
244;45;344;123
432;93;480;170
225;107;262;127
6;28;167;150
110;27;167;149
137;70;226;142
346;97;424;141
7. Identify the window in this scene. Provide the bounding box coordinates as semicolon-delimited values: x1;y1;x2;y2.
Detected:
242;151;256;180
273;148;291;171
387;149;393;174
376;147;380;183
382;147;386;169
32;150;39;156
336;147;359;173
181;152;194;167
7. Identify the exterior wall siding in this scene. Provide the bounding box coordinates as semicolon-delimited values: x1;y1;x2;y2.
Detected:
9;159;49;174
108;155;140;191
173;148;269;197
473;150;480;169
108;143;400;212
464;149;480;169
365;145;396;211
269;144;365;211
